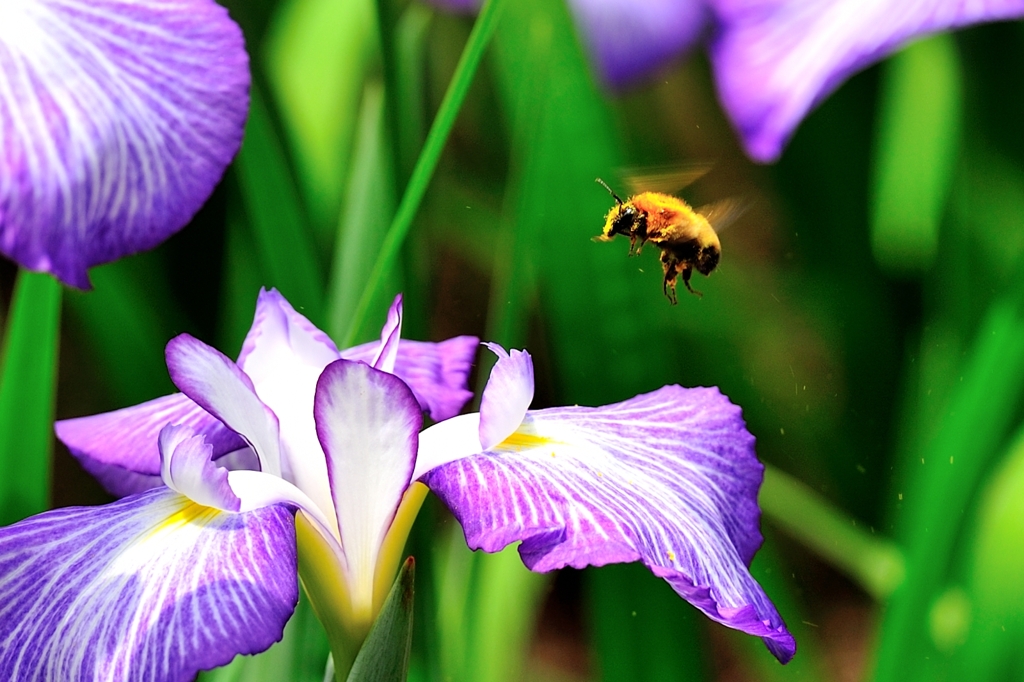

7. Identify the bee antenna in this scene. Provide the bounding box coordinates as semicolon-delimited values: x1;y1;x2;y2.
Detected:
595;177;623;206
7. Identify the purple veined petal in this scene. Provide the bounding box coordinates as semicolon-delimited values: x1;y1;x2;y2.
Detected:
708;0;1024;162
0;487;297;681
233;288;341;529
159;424;240;512
55;392;246;497
421;385;795;662
0;0;250;287
342;336;480;421
314;360;421;615
566;0;707;88
371;294;403;373
166;334;283;477
478;343;534;450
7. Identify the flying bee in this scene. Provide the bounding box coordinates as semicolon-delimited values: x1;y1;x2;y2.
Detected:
595;177;742;304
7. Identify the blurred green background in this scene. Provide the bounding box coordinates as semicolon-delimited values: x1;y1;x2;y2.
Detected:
8;0;1024;680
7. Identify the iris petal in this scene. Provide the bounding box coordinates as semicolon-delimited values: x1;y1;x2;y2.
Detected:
421;385;795;662
371;294;403;373
159;424;240;512
0;0;249;286
56;392;245;497
0;487;297;681
478;343;534;450
314;360;421;617
166;334;283;477
708;0;1024;161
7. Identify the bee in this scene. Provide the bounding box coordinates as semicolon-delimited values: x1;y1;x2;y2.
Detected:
595;177;736;304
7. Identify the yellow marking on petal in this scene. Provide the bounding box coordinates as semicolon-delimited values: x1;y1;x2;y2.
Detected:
373;482;428;614
496;430;558;452
667;550;676;562
149;501;221;538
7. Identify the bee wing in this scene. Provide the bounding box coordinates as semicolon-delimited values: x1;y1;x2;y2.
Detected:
695;197;751;234
619;162;714;196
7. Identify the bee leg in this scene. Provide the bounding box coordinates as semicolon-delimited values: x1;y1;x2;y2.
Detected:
628;234;638;256
682;267;703;298
660;251;680;305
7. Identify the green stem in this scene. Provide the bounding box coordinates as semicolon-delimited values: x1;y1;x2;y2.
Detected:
0;271;62;525
342;0;506;347
760;464;905;601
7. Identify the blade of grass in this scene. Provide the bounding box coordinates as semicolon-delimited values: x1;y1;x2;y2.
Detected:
342;0;506;347
0;271;61;525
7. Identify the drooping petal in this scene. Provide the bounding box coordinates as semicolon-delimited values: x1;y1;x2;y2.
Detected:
0;487;297;681
0;0;250;287
567;0;707;88
159;424;240;512
478;343;534;450
708;0;1024;162
166;333;283;477
371;294;403;373
421;385;795;662
56;392;245;496
342;336;479;421
314;360;421;617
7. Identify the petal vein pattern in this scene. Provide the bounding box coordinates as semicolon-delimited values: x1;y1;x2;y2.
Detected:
0;488;297;681
0;0;249;286
422;385;795;661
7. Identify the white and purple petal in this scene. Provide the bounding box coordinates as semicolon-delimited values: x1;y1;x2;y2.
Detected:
420;385;795;662
371;294;403;373
342;336;479;421
0;0;250;287
56;392;245;497
0;487;297;681
478;343;534;450
708;0;1024;162
314;360;421;614
567;0;707;88
159;424;240;512
166;334;283;477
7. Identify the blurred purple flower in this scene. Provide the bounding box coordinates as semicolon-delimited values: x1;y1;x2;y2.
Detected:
428;0;1024;161
0;0;250;287
709;0;1024;161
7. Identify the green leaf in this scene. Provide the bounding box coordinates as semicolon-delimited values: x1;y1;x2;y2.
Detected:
466;547;548;682
326;81;398;344
871;33;962;272
346;556;416;682
874;295;1024;681
65;254;183;406
0;271;61;525
235;82;326;324
264;0;377;232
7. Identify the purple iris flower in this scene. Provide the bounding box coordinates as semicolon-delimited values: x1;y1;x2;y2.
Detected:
0;0;249;287
0;290;793;680
439;0;1024;161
